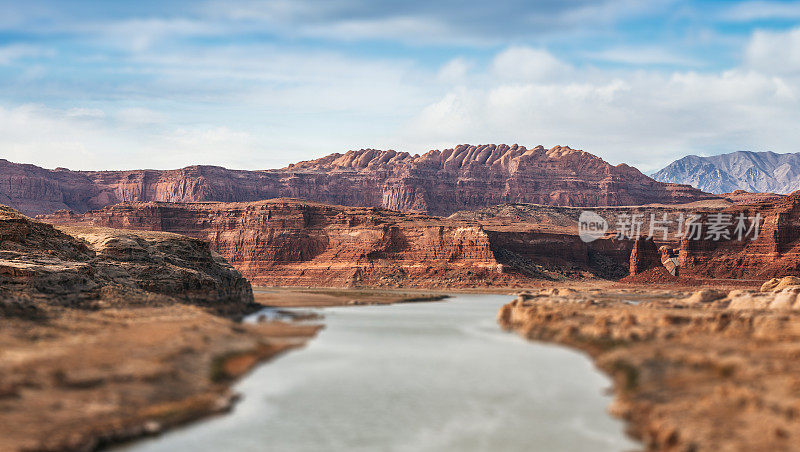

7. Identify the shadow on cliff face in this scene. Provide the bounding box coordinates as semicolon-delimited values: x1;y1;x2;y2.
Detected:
366;226;410;259
587;249;630;279
486;230;631;281
267;231;328;262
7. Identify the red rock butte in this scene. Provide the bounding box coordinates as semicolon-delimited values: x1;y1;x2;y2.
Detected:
0;144;716;217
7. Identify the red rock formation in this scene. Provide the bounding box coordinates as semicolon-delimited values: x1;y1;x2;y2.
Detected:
1;144;717;217
42;199;632;287
281;144;715;214
452;199;800;282
721;190;785;205
629;237;662;275
0;159;100;216
678;193;800;279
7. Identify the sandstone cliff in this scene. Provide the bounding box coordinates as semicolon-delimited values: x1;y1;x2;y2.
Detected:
678;193;800;279
0;204;252;311
44;193;800;285
629;238;662;275
42;199;633;287
280;144;716;215
453;198;800;282
1;144;717;217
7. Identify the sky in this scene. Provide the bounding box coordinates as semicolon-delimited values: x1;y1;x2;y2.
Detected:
1;0;800;172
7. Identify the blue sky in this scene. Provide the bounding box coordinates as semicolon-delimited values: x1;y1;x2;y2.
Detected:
1;0;800;171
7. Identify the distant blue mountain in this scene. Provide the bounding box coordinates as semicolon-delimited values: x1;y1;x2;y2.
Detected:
652;151;800;194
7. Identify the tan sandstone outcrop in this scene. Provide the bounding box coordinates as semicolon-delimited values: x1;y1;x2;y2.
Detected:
0;205;252;310
499;287;800;451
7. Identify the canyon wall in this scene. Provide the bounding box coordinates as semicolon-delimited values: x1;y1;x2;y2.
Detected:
43;193;800;285
42;199;632;288
679;193;800;279
1;144;717;217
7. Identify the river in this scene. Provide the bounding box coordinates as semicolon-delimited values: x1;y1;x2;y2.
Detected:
120;294;637;451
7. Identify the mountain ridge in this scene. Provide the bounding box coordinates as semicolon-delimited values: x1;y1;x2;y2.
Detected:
653;150;800;194
0;144;717;216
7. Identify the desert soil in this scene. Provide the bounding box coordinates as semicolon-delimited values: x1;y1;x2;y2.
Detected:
252;287;449;307
0;299;322;451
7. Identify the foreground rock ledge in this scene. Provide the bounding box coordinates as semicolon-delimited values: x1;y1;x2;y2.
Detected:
0;206;318;452
498;285;800;451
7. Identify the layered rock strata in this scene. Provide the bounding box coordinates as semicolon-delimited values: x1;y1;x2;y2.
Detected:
1;144;717;217
0;205;252;309
42;199;634;287
45;192;800;285
678;193;800;279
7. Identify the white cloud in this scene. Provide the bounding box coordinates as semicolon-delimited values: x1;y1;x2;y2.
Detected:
0;104;269;170
491;47;571;82
4;21;800;175
403;41;800;172
437;58;471;83
115;107;167;127
201;0;669;46
0;41;438;170
302;16;456;44
745;27;800;75
82;18;227;52
166;126;253;149
588;46;702;67
0;104;113;169
65;107;106;120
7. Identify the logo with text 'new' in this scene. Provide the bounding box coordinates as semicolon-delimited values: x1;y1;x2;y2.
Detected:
578;211;608;243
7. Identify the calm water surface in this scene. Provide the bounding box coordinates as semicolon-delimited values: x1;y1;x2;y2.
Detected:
122;294;637;452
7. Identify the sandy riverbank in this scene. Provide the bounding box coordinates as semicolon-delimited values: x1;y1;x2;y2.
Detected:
499;282;800;451
0;301;321;452
252;287;450;307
